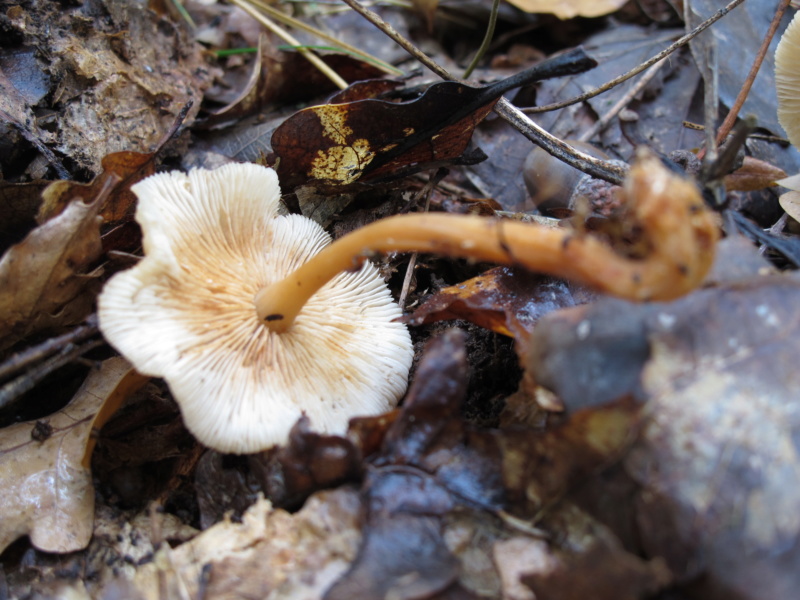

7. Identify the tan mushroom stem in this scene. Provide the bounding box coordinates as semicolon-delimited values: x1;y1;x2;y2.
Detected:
256;152;719;333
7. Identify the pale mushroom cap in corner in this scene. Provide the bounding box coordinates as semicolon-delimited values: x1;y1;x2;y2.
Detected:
776;12;800;148
98;163;413;454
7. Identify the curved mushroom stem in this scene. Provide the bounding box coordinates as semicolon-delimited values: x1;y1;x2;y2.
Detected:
256;150;719;333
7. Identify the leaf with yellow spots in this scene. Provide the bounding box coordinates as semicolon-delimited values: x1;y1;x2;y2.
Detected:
271;49;597;190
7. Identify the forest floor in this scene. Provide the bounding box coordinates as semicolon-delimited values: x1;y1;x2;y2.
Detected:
1;0;800;598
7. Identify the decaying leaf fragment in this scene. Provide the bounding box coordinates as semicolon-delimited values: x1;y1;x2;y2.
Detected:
0;357;146;554
4;0;214;175
39;150;157;224
124;490;362;600
272;50;596;190
0;193;103;352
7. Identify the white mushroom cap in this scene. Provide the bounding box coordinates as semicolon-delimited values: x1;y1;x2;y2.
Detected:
98;163;413;454
776;12;800;148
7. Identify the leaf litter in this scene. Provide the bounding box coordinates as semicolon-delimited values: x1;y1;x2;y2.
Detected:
2;0;800;598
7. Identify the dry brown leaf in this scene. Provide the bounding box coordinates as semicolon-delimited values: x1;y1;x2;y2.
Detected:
724;156;787;192
0;196;103;352
506;0;628;19
0;357;146;554
38;151;157;225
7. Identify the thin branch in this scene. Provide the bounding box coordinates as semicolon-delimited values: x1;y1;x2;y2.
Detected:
398;169;445;309
0;339;104;412
338;0;626;185
713;0;792;146
578;57;669;143
0;315;99;383
523;0;747;114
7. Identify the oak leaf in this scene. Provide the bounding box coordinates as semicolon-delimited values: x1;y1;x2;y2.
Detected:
0;357;146;553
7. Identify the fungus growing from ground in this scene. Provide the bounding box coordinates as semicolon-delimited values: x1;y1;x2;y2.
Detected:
101;152;717;454
776;12;800;148
98;164;413;454
257;149;719;333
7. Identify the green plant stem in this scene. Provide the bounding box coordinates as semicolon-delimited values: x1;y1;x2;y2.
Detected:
463;0;500;79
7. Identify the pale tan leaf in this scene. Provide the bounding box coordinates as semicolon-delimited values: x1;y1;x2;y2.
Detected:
506;0;628;19
0;357;147;554
0;196;103;351
777;173;800;191
779;191;800;222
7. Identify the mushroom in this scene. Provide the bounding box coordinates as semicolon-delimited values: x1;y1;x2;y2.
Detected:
776;11;800;148
257;149;719;334
98;163;413;454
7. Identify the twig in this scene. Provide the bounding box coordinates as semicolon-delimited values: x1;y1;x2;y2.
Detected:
0;315;99;383
398;170;446;309
230;0;348;89
338;0;627;185
578;57;669;143
494;101;626;184
0;338;104;411
523;0;747;115
462;0;500;79
713;0;792;147
759;213;788;256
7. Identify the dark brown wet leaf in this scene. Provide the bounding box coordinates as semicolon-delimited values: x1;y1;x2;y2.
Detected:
250;416;364;510
272;80;499;189
272;50;596;190
405;266;587;338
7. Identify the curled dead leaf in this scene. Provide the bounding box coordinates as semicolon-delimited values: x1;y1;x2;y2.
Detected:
724;156;786;192
0;194;103;352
